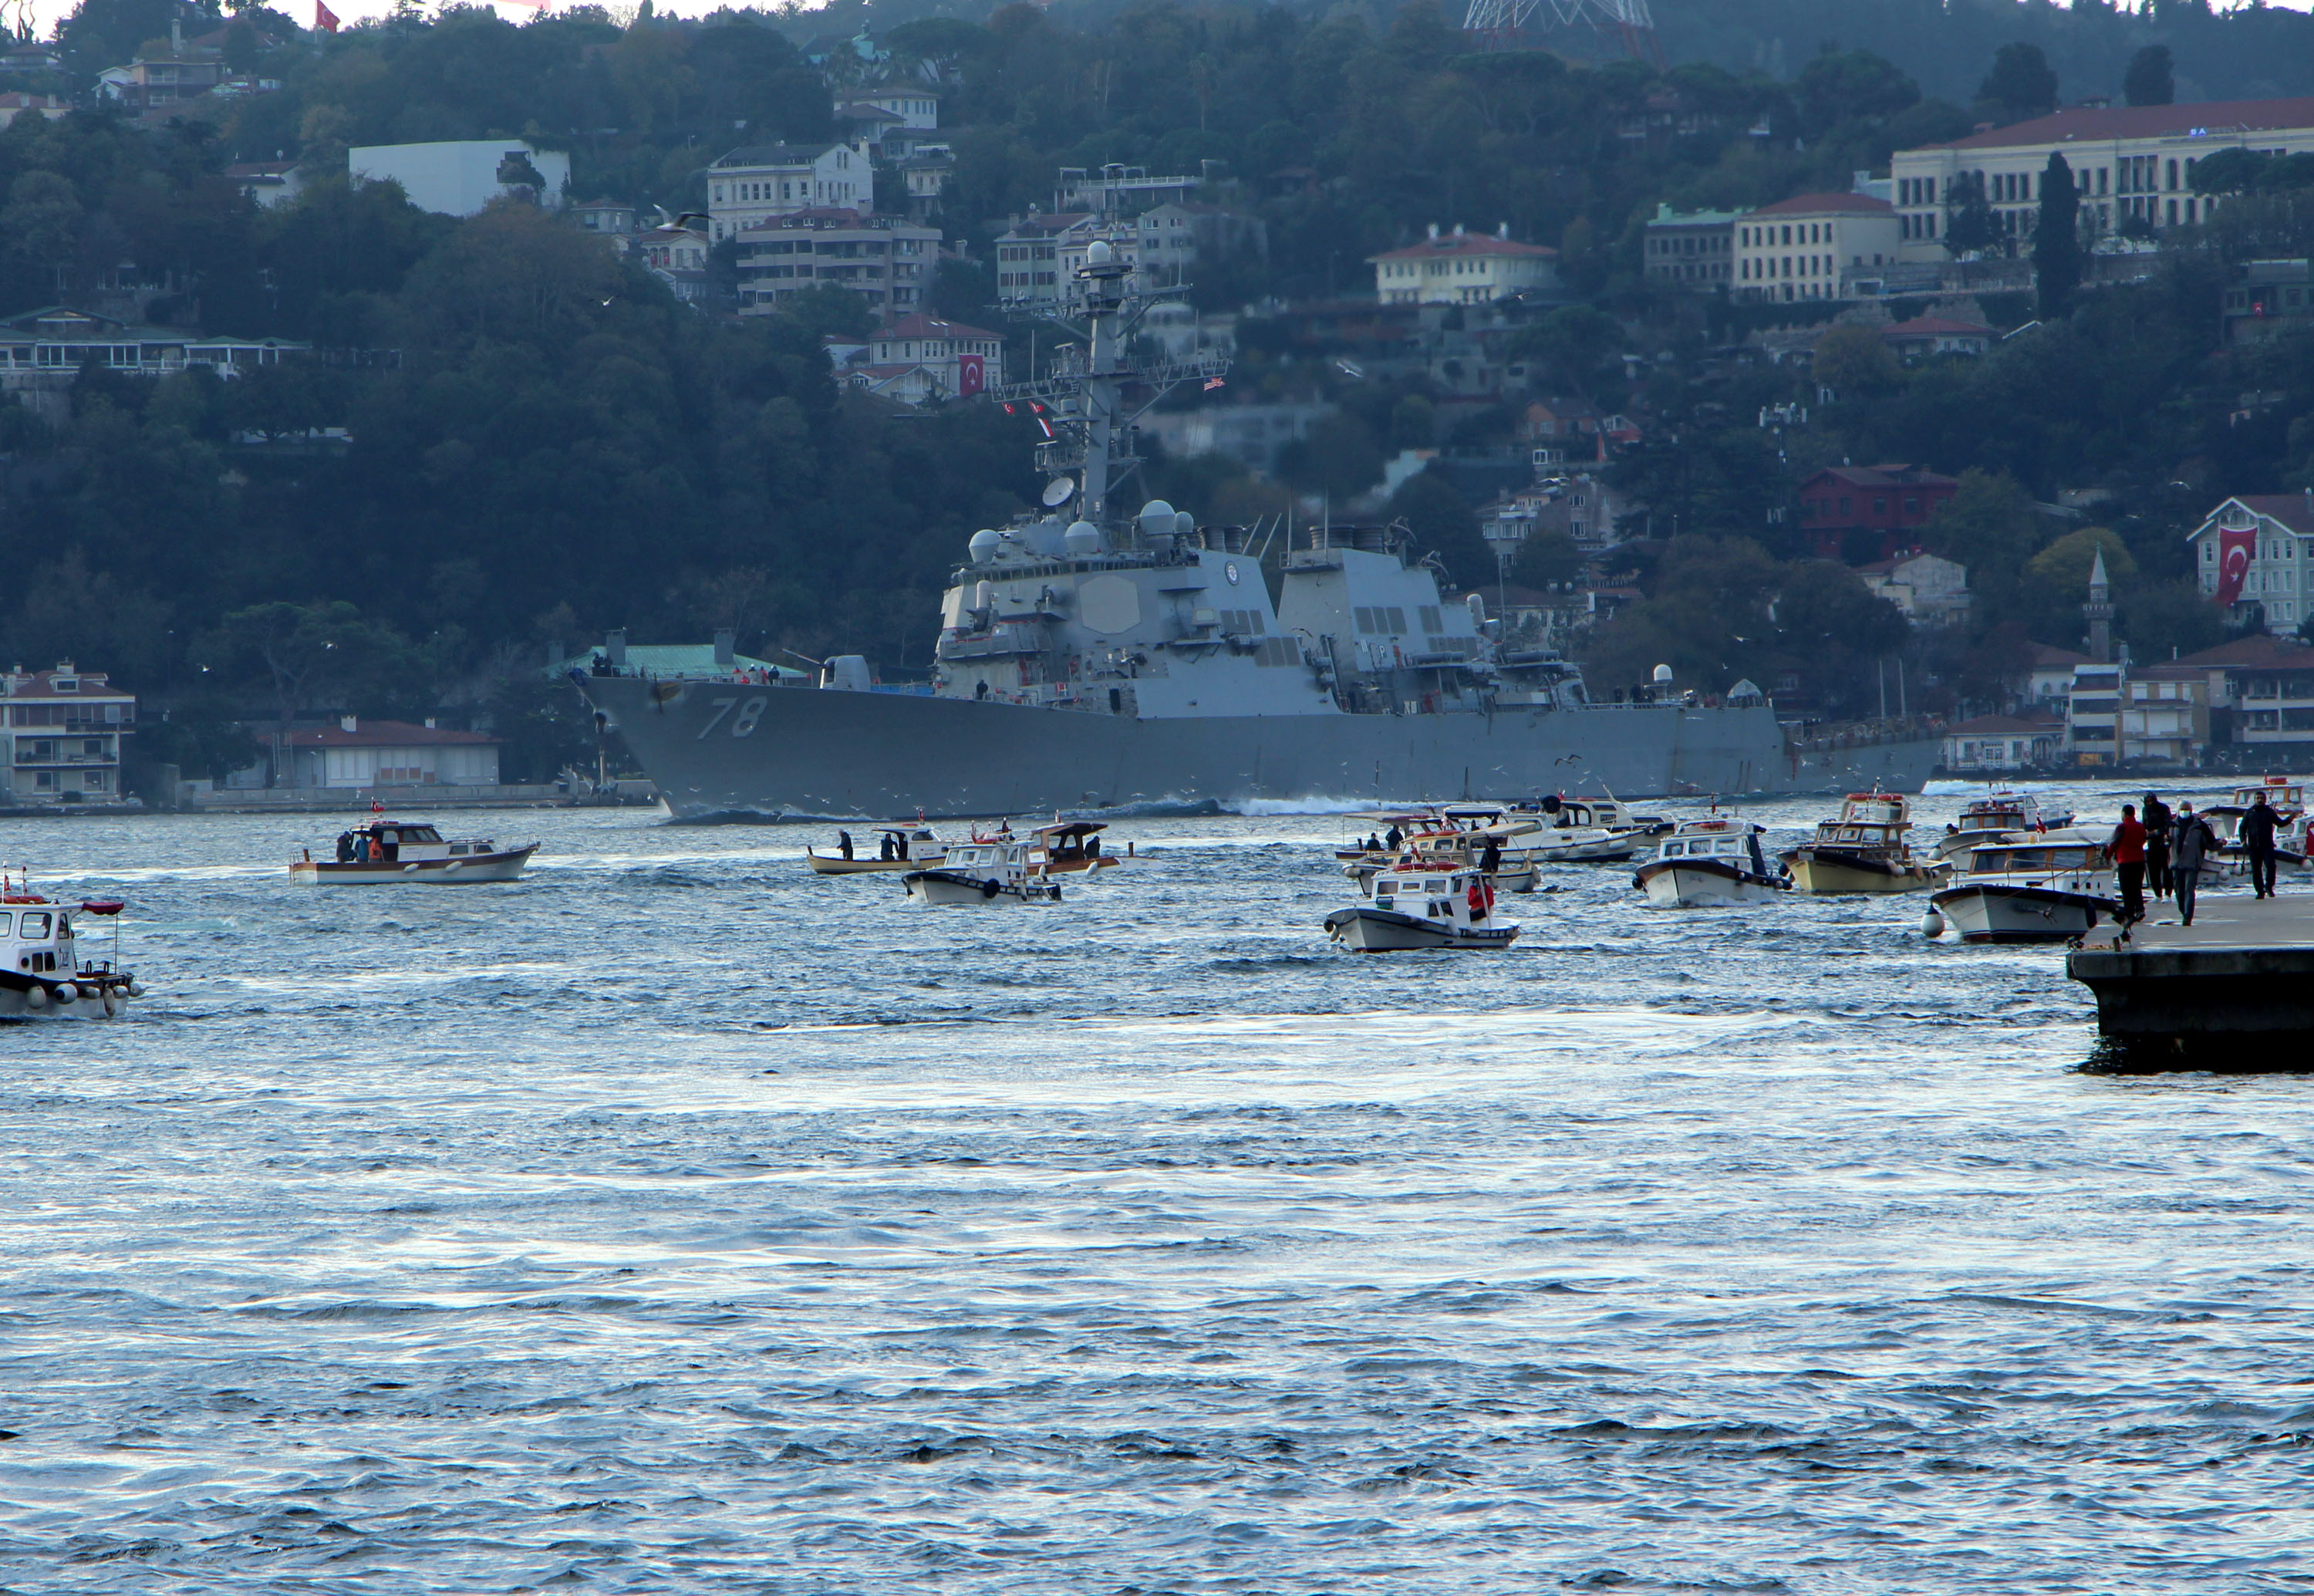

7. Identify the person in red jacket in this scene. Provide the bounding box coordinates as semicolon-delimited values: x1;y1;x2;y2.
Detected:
2109;803;2147;926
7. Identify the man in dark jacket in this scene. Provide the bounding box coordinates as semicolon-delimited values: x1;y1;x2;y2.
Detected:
2242;794;2281;899
2141;792;2173;899
2172;802;2218;927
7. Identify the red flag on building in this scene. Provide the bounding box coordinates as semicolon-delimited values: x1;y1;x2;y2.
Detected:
2214;526;2257;607
956;353;984;396
315;1;339;32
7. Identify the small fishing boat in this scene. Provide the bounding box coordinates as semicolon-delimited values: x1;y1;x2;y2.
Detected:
1924;837;2116;943
805;824;948;874
292;820;537;884
900;820;1114;905
0;870;137;1017
1632;818;1791;907
1932;791;2076;864
1325;860;1519;951
1782;791;1948;894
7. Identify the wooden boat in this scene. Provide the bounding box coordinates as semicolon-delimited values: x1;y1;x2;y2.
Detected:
805;825;947;874
1782;791;1948;894
1925;838;2116;943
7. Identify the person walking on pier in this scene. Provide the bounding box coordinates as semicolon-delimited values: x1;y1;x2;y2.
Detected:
2141;791;2174;899
2109;804;2148;927
2242;792;2282;899
2171;802;2218;928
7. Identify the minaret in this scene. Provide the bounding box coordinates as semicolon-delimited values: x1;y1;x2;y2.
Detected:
2083;548;2113;664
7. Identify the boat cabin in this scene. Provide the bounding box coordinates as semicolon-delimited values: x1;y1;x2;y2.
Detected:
1655;821;1760;862
2;902;75;975
1028;820;1108;867
1368;866;1492;924
2216;777;2304;818
333;821;498;864
1963;841;2109;880
870;825;939;861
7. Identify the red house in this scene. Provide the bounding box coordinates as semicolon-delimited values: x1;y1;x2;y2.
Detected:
1795;464;1958;562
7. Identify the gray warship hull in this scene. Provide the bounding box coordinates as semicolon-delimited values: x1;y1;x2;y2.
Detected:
585;678;1943;820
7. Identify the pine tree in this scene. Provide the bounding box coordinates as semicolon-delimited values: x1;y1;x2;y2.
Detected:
2123;45;2174;107
2034;151;2081;319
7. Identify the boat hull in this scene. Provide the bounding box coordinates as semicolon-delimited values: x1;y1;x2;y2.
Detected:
1929;883;2113;943
806;853;927;874
582;678;1941;820
1324;907;1519;951
1785;849;1947;895
291;845;537;885
0;970;133;1018
901;869;1060;906
1633;859;1787;907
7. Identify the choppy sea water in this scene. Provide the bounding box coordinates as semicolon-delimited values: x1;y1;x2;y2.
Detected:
4;781;2312;1594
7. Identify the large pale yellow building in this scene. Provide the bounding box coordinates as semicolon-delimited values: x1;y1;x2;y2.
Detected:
1891;96;2314;262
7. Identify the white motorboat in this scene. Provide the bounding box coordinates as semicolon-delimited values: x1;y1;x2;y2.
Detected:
901;819;1115;905
292;820;537;884
1520;795;1666;864
1326;860;1520;951
2204;776;2310;874
1782;791;1949;894
1632;818;1792;907
806;824;948;875
0;873;137;1017
1925;837;2117;943
1932;791;2076;863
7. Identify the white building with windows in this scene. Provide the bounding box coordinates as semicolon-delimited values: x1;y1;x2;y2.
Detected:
1891;96;2314;262
1643;202;1749;291
2188;492;2314;633
994;212;1095;307
732;210;939;317
1732;192;1899;302
277;717;502;790
706;143;869;241
1370;225;1559;306
0;663;134;806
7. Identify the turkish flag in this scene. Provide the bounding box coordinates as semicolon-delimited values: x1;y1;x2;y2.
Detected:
315;0;339;30
956;353;983;396
2214;527;2256;606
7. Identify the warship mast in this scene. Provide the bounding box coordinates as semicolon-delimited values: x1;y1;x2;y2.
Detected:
994;238;1228;528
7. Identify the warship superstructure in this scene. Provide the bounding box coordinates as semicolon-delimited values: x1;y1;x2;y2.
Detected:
579;239;1940;820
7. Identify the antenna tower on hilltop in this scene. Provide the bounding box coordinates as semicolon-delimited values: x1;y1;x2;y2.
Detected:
1462;0;1665;65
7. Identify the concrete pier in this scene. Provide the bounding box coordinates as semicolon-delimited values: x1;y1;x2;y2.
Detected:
2068;890;2314;1070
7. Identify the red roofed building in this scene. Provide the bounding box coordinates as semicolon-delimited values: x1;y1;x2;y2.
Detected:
1734;192;1899;302
1881;314;1993;360
276;717;502;791
1794;464;1959;562
1370;225;1558;306
1891;96;2314;259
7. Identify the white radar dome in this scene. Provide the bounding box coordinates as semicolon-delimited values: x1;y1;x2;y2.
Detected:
1137;500;1176;541
968;529;1000;563
1088;240;1113;265
1651;663;1675;684
1064;520;1101;555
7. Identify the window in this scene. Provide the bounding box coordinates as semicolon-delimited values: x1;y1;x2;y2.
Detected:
19;912;50;938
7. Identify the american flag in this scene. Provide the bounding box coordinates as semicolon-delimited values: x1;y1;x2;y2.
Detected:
1203;376;1226;391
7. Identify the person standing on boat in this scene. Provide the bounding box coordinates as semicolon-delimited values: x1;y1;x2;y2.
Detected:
2141;791;2173;900
2109;804;2148;926
1479;835;1503;876
1385;824;1404;851
837;829;855;862
2242;792;2282;899
2171;802;2218;928
879;832;896;862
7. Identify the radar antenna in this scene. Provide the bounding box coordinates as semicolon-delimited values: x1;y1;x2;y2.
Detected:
1462;0;1663;65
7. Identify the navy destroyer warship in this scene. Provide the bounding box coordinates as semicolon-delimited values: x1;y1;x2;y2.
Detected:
579;239;1940;820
